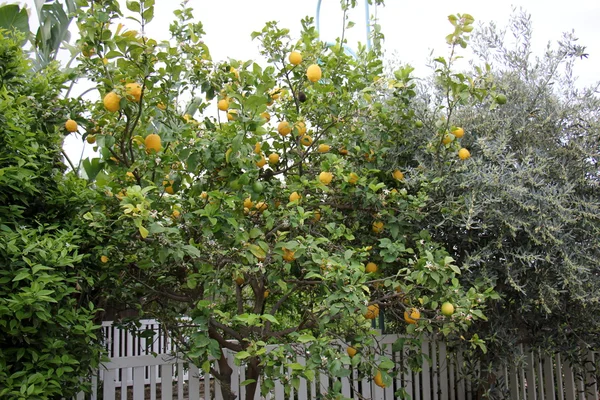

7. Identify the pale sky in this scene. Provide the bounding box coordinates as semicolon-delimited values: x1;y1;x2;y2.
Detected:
16;0;600;165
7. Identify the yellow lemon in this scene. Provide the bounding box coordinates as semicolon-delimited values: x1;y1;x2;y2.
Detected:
346;347;357;358
268;153;280;164
260;112;271;122
100;255;109;263
145;134;161;153
374;370;386;388
255;201;268;212
278;121;292;136
318;144;330;153
458;148;471;160
306;64;322;82
65;119;78;132
256;155;266;168
103;92;121;112
364;304;380;320
86;135;96;144
289;191;301;202
289;51;302;65
243;197;254;209
348;172;359;185
319;171;333;185
300;135;313;146
218;99;229;111
452;127;465;138
404;308;421;324
295;121;307;135
282;248;296;262
392;170;404;181
372;221;384;234
254;142;262;154
441;302;455;316
442;134;453;145
125;82;142;102
365;262;378;273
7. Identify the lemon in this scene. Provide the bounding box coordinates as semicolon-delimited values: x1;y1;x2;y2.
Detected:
452;127;465;138
282;248;295;262
442;134;453;145
365;262;378;273
100;255;109;263
300;135;313;146
348;172;359;185
260;112;271;122
278;121;292;136
218;99;229;111
392;170;404;181
172;210;181;218
289;191;301;202
157;102;167;110
145;133;162;153
319;171;333;185
364;304;379;319
306;64;322;82
227;110;237;121
317;144;330;153
289;51;302;65
295;121;307;135
256;155;266;168
104;92;121;112
126;82;142;102
254;142;262;154
346;347;357;358
372;221;384;234
458;148;471;160
374;370;386;388
441;302;455;316
255;201;268;212
86;135;96;144
243;197;254;209
404;307;421;324
65;119;78;132
268;153;280;164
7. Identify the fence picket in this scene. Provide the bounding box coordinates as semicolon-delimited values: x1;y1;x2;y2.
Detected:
584;350;597;400
188;364;200;400
103;369;116;399
439;342;449;400
525;350;537;400
422;339;432;400
161;363;173;400
543;353;556;400
510;362;521;400
133;366;144;400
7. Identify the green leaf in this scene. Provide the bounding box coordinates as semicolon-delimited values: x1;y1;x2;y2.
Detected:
139;225;149;238
235;351;250;360
126;0;140;12
297;334;316;343
0;5;30;39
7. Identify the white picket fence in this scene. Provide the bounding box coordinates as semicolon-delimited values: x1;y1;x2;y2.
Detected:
76;321;599;400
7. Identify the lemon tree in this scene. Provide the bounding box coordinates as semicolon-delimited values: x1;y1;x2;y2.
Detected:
68;1;495;398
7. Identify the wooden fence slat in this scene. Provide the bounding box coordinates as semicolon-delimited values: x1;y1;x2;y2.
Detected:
102;369;116;399
510;362;521;400
525;350;538;400
91;374;98;400
384;342;394;399
543;353;556;400
555;354;565;400
432;339;439;400
150;365;157;400
133;366;145;400
563;358;577;400
361;368;372;399
585;350;597;400
177;361;184;400
536;351;545;400
439;341;449;400
161;363;173;400
449;351;455;400
319;370;329;396
188;364;200;400
422;339;432;400
457;351;465;400
298;355;308;400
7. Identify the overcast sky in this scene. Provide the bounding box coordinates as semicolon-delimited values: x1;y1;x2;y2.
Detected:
16;0;600;164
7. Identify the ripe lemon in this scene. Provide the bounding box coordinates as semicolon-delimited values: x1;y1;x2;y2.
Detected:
243;197;254;209
441;302;455;316
65;119;78;132
452;127;465;138
157;102;167;110
163;180;175;194
365;262;378;273
319;171;333;185
218;99;229;111
200;191;208;200
300;135;313;146
442;134;453;145
289;51;302;65
348;173;359;185
364;304;380;320
268;153;280;164
172;210;181;218
306;64;322;82
312;210;321;222
289;191;301;202
227;110;237;121
282;248;296;262
255;201;268;212
145;134;162;153
392;169;404;181
126;82;142;102
374;370;386;388
372;221;384;234
264;290;270;298
100;255;109;263
458;148;471;160
295;121;307;135
254;142;262;154
260;112;271;122
339;148;349;156
278;121;292;136
104;92;121;112
346;346;357;357
256;155;266;168
318;144;330;153
86;135;96;144
404;307;421;324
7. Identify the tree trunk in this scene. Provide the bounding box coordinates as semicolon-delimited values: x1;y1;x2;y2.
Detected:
245;356;262;400
215;351;237;400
